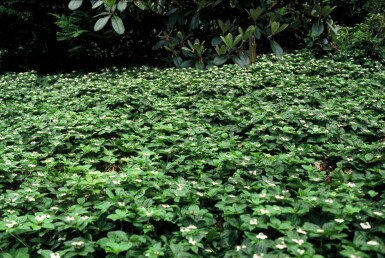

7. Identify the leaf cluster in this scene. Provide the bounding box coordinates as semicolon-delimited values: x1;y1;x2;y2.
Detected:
0;54;384;257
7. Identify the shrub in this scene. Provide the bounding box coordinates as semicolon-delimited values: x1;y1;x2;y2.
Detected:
67;0;339;69
337;13;385;63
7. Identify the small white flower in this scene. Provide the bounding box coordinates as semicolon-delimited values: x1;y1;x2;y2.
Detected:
236;245;246;251
250;219;258;225
35;214;50;222
180;225;197;232
188;238;197;245
360;222;371;229
324;199;333;204
50;206;59;211
65;216;75;222
6;221;17;228
297;228;307;235
260;209;269;215
26;196;35;202
259;193;266;198
297;249;305;255
373;211;383;216
275;195;284;200
335;218;344;223
256;233;268;239
253;254;264;258
50;253;60;258
161;204;170;208
292;239;305;245
196;191;204;197
112;180;120;185
136;179;142;183
346;182;356;187
275;241;287;249
367;240;379;246
118;202;125;207
80;216;89;221
71;241;84;248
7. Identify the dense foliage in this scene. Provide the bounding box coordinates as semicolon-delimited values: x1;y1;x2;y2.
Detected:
1;54;384;257
0;0;383;71
68;0;339;68
337;13;385;63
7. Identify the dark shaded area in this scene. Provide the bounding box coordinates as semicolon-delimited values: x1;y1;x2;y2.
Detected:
0;0;383;72
0;0;167;73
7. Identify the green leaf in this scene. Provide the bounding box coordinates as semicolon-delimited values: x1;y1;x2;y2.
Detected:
233;34;243;46
343;204;360;215
180;59;195;68
218;19;231;34
105;189;115;199
270;22;288;35
92;0;104;9
211;36;222;46
111;15;125;34
68;0;83;10
321;5;336;17
15;247;29;258
232;56;246;67
269;39;284;56
248;7;263;22
117;0;127;12
243;25;255;41
270;21;280;35
303;222;321;232
254;27;261;39
220;34;233;49
365;153;374;161
134;0;147;10
239;52;249;66
104;0;116;8
173;56;183;68
190;14;199;30
195;62;205;70
94;15;111;31
326;20;339;35
312;19;324;36
153;40;166;50
213;56;227;66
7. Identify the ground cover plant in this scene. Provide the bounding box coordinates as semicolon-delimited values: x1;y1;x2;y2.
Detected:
0;54;384;257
